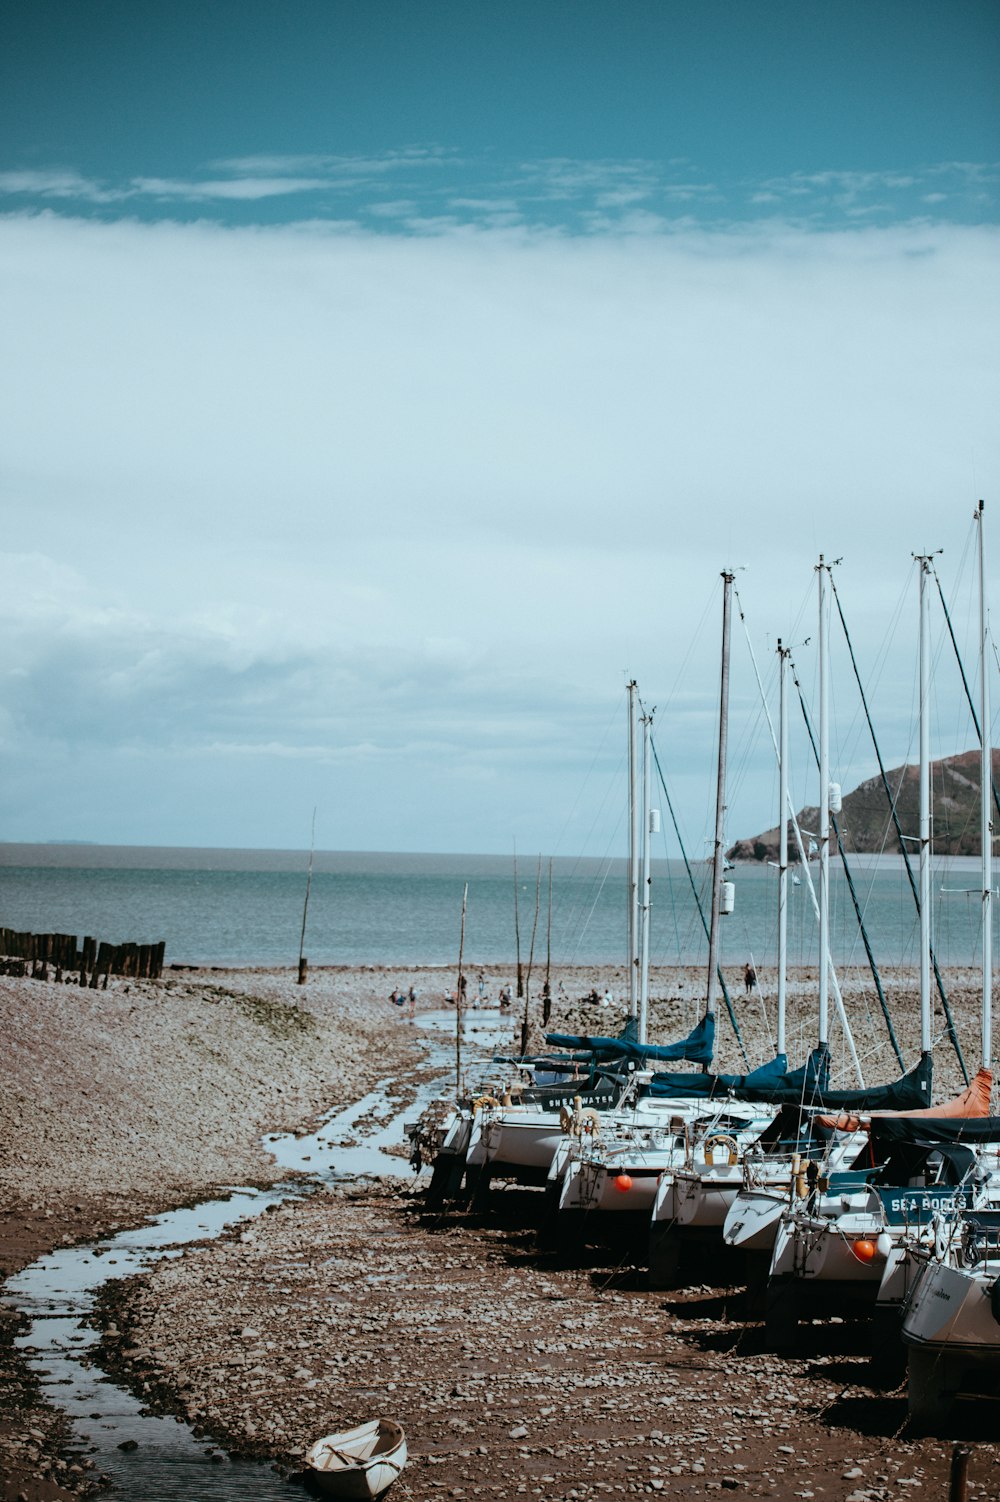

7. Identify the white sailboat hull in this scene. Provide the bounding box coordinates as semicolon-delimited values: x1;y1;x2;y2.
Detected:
903;1259;1000;1357
671;1164;743;1229
724;1186;789;1252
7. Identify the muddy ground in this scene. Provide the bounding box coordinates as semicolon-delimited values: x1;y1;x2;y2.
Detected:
2;963;998;1501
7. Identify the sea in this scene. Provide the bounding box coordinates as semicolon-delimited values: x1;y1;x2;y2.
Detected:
0;843;994;975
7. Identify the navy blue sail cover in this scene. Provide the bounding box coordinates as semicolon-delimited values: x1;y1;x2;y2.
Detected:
545;1011;715;1067
643;1050;933;1110
814;1054;934;1110
643;1044;830;1102
868;1114;1000;1152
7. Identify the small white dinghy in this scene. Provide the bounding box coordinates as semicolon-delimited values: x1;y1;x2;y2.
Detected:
304;1418;407;1498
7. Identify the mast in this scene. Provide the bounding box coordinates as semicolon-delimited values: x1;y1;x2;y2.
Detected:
706;571;734;1020
736;603;863;1079
978;500;992;1073
455;882;468;1094
817;555;831;1053
777;640;789;1057
916;552;933;1060
638;708;653;1045
513;841;523;998
543;857;553;1027
628;680;640;1021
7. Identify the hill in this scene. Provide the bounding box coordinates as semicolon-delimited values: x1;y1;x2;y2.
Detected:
727;747;1000;862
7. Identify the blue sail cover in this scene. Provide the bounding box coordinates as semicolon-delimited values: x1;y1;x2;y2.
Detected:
814;1054;933;1111
545;1011;715;1067
869;1114;1000;1153
645;1045;831;1101
645;1049;933;1111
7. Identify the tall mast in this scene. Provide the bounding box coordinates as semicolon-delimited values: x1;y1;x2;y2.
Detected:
916;552;933;1059
817;555;831;1053
777;639;789;1057
628;680;640;1021
736;603;863;1079
706;571;734;1018
638;708;653;1045
978;500;992;1073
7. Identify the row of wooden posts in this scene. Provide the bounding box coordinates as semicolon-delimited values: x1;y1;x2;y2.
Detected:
0;929;166;985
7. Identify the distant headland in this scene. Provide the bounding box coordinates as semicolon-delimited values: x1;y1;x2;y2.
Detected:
727;747;1000;863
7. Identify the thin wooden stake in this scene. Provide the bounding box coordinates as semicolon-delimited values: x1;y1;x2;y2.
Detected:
949;1444;970;1502
543;857;553;1027
297;808;316;984
513;840;524;998
521;855;542;1056
455;882;468;1095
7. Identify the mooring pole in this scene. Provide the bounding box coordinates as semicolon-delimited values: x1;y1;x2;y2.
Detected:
455;882;468;1095
297;807;316;984
949;1443;970;1502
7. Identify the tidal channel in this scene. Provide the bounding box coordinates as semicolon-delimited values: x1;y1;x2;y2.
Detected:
4;1008;510;1499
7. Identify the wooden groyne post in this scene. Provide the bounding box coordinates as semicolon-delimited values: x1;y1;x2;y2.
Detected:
0;930;165;985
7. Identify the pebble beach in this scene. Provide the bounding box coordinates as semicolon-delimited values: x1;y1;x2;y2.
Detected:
1;962;998;1502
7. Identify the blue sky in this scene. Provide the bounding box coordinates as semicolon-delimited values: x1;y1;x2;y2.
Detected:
3;2;997;229
1;2;998;855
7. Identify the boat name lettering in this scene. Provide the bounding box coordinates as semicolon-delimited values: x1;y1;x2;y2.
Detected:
886;1193;964;1215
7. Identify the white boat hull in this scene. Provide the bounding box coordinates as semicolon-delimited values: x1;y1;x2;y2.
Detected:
723;1187;789;1252
903;1258;1000;1357
671;1165;742;1229
305;1420;407;1499
466;1109;565;1178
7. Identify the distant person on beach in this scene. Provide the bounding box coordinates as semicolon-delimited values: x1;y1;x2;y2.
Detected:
744;962;757;995
603;988;614;1008
407;985;417;1020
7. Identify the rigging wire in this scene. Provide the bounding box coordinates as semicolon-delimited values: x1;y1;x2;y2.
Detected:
734;587;865;1084
649;731;750;1069
931;559;1000;824
828;569;966;1081
788;649;906;1071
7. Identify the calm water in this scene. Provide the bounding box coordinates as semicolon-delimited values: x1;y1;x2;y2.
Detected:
0;843;995;973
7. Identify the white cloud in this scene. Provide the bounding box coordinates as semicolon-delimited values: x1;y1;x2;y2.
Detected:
0;210;996;850
212;149;455;176
130;175;332;201
3;154;994;231
0;169;126;203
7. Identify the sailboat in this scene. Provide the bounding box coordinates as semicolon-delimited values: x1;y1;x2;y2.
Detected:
648;560;908;1286
452;683;714;1207
552;578;749;1231
897;501;1000;1421
763;543;996;1353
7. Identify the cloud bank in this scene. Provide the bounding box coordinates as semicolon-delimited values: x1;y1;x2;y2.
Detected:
1;209;997;851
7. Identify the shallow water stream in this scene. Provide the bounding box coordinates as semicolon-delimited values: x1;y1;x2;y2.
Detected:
4;1008;511;1498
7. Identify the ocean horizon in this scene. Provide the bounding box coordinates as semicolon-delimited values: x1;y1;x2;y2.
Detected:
0;841;994;974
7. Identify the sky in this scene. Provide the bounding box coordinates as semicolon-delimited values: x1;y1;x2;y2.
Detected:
1;1;998;858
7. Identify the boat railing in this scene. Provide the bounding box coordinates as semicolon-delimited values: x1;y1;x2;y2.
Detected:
959;1209;1000;1265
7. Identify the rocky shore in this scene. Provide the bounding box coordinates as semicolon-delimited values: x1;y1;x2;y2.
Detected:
2;963;998;1501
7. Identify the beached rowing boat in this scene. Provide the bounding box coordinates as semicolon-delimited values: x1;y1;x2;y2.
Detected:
304;1418;407;1498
